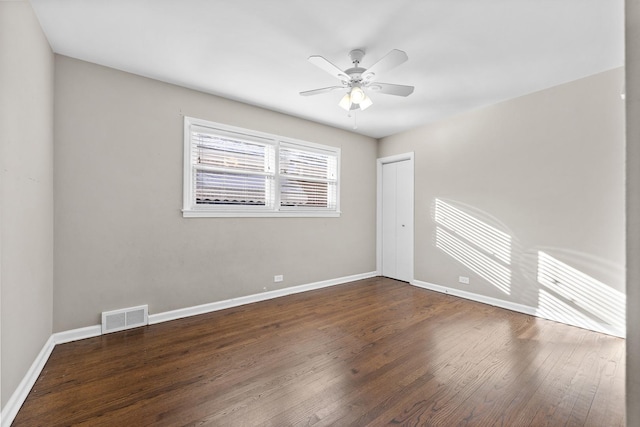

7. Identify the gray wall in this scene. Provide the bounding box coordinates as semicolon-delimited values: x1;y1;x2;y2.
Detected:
53;55;377;332
627;0;640;424
379;68;625;334
0;1;54;408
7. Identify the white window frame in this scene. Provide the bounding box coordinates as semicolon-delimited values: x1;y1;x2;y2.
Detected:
183;116;341;218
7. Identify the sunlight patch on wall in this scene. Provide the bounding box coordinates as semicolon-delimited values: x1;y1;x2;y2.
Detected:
434;199;511;264
435;199;511;295
536;251;625;333
536;289;605;332
436;227;511;295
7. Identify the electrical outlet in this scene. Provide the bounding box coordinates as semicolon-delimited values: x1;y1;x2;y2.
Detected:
274;275;284;283
459;276;470;284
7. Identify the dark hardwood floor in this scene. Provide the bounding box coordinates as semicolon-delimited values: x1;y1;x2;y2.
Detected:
13;277;625;426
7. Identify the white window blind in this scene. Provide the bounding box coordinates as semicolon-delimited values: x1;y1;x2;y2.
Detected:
279;144;338;209
190;127;275;207
183;117;340;217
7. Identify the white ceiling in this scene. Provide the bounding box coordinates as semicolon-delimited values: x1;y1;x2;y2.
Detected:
31;0;624;139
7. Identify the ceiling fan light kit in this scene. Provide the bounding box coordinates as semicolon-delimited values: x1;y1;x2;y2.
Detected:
338;93;352;110
349;86;366;104
301;48;415;114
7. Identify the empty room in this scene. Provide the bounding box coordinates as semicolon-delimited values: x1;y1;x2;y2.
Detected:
2;1;639;426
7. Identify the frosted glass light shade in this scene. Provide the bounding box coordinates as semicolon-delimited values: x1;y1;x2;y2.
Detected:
350;86;366;104
359;96;373;110
338;93;352;110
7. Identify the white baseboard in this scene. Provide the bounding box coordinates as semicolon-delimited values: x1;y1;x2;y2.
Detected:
0;325;102;427
53;325;102;345
0;271;377;427
1;335;55;427
411;279;537;316
149;271;378;325
411;279;625;338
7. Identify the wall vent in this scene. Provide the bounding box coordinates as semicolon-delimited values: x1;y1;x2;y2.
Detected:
101;305;148;334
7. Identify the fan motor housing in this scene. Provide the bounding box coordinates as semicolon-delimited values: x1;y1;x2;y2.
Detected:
345;67;366;83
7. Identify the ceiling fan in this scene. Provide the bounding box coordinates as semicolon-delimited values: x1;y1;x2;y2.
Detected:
300;49;414;112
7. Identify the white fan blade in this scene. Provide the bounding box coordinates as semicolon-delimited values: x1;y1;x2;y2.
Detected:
300;86;345;96
361;49;408;82
369;82;414;97
308;56;350;82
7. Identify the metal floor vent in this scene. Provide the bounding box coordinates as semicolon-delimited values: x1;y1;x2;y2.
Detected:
101;305;148;334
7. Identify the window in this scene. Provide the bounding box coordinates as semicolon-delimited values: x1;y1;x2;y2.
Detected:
183;117;340;217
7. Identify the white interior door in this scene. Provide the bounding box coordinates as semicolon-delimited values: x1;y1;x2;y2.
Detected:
380;158;413;282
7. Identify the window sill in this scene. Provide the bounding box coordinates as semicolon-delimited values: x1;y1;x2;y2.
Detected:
182;209;341;218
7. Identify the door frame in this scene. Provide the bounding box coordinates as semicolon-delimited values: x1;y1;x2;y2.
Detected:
376;152;415;281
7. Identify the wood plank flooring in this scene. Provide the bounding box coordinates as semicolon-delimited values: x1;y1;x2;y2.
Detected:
13;277;625;426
